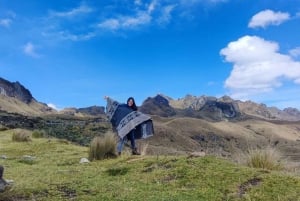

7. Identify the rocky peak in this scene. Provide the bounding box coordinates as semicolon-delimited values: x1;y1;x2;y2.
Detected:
139;94;176;117
0;77;34;104
283;107;300;116
169;95;207;110
153;94;170;106
237;101;300;121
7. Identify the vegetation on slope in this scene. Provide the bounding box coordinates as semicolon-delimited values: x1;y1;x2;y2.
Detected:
0;129;299;201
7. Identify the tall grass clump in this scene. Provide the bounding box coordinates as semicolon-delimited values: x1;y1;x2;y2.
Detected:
32;129;46;138
245;147;284;171
89;132;117;161
139;142;149;156
0;125;8;131
12;129;32;142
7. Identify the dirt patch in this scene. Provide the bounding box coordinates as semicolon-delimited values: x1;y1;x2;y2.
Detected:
57;185;77;199
238;177;262;197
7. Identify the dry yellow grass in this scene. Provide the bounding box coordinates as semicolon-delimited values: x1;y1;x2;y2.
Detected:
0;95;55;115
12;128;32;142
88;132;117;160
243;147;284;170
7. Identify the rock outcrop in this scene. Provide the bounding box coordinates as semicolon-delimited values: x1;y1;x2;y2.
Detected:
140;94;241;121
139;95;176;117
0;77;34;103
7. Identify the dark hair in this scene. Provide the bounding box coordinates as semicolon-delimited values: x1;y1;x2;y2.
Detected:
127;97;138;111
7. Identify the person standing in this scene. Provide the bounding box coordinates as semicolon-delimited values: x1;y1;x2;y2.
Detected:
104;96;143;155
0;165;8;192
124;97;140;155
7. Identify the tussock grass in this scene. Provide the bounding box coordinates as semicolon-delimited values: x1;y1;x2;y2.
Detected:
245;147;284;170
0;125;8;131
12;129;32;142
139;142;148;156
32;129;46;138
88;132;117;161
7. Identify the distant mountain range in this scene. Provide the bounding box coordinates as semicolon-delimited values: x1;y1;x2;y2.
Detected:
1;77;300;121
140;94;300;121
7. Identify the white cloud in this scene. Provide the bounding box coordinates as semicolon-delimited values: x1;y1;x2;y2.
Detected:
148;0;157;14
158;5;176;24
97;0;176;31
59;31;95;41
220;35;300;100
47;103;60;111
180;0;227;6
49;3;93;18
23;42;40;58
135;0;142;6
97;19;120;30
289;47;300;58
248;9;290;28
0;18;12;27
0;11;16;28
123;12;152;28
98;11;152;31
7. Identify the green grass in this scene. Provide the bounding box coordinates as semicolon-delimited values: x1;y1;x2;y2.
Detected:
0;129;299;201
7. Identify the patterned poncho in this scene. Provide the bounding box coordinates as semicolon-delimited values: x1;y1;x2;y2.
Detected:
105;97;154;139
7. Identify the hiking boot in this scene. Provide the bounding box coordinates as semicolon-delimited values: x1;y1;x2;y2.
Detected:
132;148;140;155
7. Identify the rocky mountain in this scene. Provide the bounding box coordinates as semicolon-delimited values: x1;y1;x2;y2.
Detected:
59;106;105;117
140;94;300;122
0;77;34;103
139;95;176;117
140;94;242;121
0;77;106;117
236;101;300;121
0;77;55;115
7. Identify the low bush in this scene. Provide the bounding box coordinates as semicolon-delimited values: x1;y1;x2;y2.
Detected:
88;132;117;161
245;147;284;170
12;129;32;142
0;125;8;131
32;130;46;138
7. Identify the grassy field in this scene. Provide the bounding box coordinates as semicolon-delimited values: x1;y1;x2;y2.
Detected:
0;129;299;201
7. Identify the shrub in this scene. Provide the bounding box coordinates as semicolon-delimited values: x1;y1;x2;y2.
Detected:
12;129;32;142
0;125;8;131
245;147;284;170
32;130;46;138
89;132;117;161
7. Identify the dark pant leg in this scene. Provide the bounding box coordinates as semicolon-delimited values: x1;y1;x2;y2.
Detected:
127;130;136;149
0;165;3;179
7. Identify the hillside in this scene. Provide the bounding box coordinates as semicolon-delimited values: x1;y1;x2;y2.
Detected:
0;78;54;115
145;115;300;162
0;130;299;201
0;94;54;116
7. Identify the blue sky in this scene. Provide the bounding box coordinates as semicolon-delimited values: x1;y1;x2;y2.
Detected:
1;0;300;110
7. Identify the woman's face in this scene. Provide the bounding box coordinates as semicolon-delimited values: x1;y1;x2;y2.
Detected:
127;99;133;107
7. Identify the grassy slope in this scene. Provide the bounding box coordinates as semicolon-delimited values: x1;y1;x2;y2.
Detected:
0;130;299;201
0;95;53;115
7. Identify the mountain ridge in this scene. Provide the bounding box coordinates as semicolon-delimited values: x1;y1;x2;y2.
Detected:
140;94;300;121
1;77;300;121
